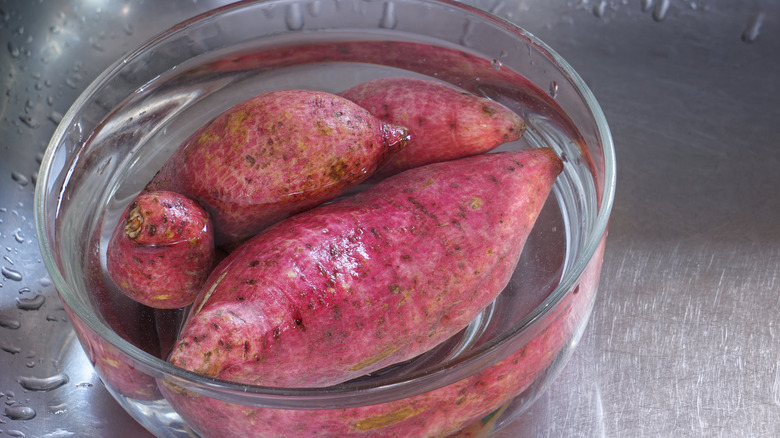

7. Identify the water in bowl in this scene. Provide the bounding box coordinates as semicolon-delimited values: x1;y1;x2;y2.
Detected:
62;32;592;401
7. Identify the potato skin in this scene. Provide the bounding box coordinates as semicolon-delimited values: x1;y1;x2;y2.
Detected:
159;236;606;438
146;89;409;247
168;148;562;387
106;190;215;309
340;77;526;178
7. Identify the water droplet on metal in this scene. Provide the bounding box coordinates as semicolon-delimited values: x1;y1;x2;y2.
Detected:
285;3;304;30
0;314;21;329
460;20;481;46
4;405;36;421
742;12;765;43
18;115;39;129
491;59;502;71
549;81;559;98
380;2;397;29
89;36;105;52
12;230;24;243
653;0;670;21
11;173;29;188
48;111;63;125
49;402;68;414
18;374;69;392
7;42;20;58
7;430;27;438
640;0;654;11
1;343;21;354
25;361;35;368
2;266;23;281
593;0;607;18
75;382;93;389
39;277;52;287
16;294;45;311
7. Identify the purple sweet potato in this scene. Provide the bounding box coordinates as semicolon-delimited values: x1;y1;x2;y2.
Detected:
167;148;562;388
340;77;526;178
159;236;607;438
145;89;409;246
106;190;215;309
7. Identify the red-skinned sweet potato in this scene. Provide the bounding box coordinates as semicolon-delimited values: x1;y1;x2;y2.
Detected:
167;148;562;388
145;89;409;247
159;235;606;438
106;190;215;309
340;77;526;178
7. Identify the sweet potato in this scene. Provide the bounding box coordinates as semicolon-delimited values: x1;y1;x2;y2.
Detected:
145;89;409;246
167;148;563;387
340;77;526;178
159;236;607;438
106;190;215;309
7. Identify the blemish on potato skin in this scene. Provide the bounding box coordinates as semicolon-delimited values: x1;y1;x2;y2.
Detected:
352;406;425;431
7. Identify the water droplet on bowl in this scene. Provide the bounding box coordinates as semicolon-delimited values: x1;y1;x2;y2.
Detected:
549;81;558;98
285;3;304;30
380;2;397;29
491;59;502;71
17;374;69;392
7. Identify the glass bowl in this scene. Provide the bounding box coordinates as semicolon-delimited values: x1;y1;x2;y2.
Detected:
34;0;615;436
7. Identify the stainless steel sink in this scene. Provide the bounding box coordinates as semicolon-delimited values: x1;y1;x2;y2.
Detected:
1;1;778;436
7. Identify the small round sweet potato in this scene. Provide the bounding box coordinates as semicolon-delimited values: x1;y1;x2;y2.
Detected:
106;190;215;309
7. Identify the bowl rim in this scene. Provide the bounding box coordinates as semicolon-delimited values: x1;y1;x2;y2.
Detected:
34;0;615;407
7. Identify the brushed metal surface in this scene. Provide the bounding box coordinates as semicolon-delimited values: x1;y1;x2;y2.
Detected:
1;0;778;437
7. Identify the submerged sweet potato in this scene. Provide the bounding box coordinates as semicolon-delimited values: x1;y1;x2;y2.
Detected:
339;77;526;178
106;190;215;309
168;148;562;387
145;89;409;246
159;235;606;438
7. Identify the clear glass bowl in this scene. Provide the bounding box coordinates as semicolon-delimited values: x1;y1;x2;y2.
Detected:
34;0;615;436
